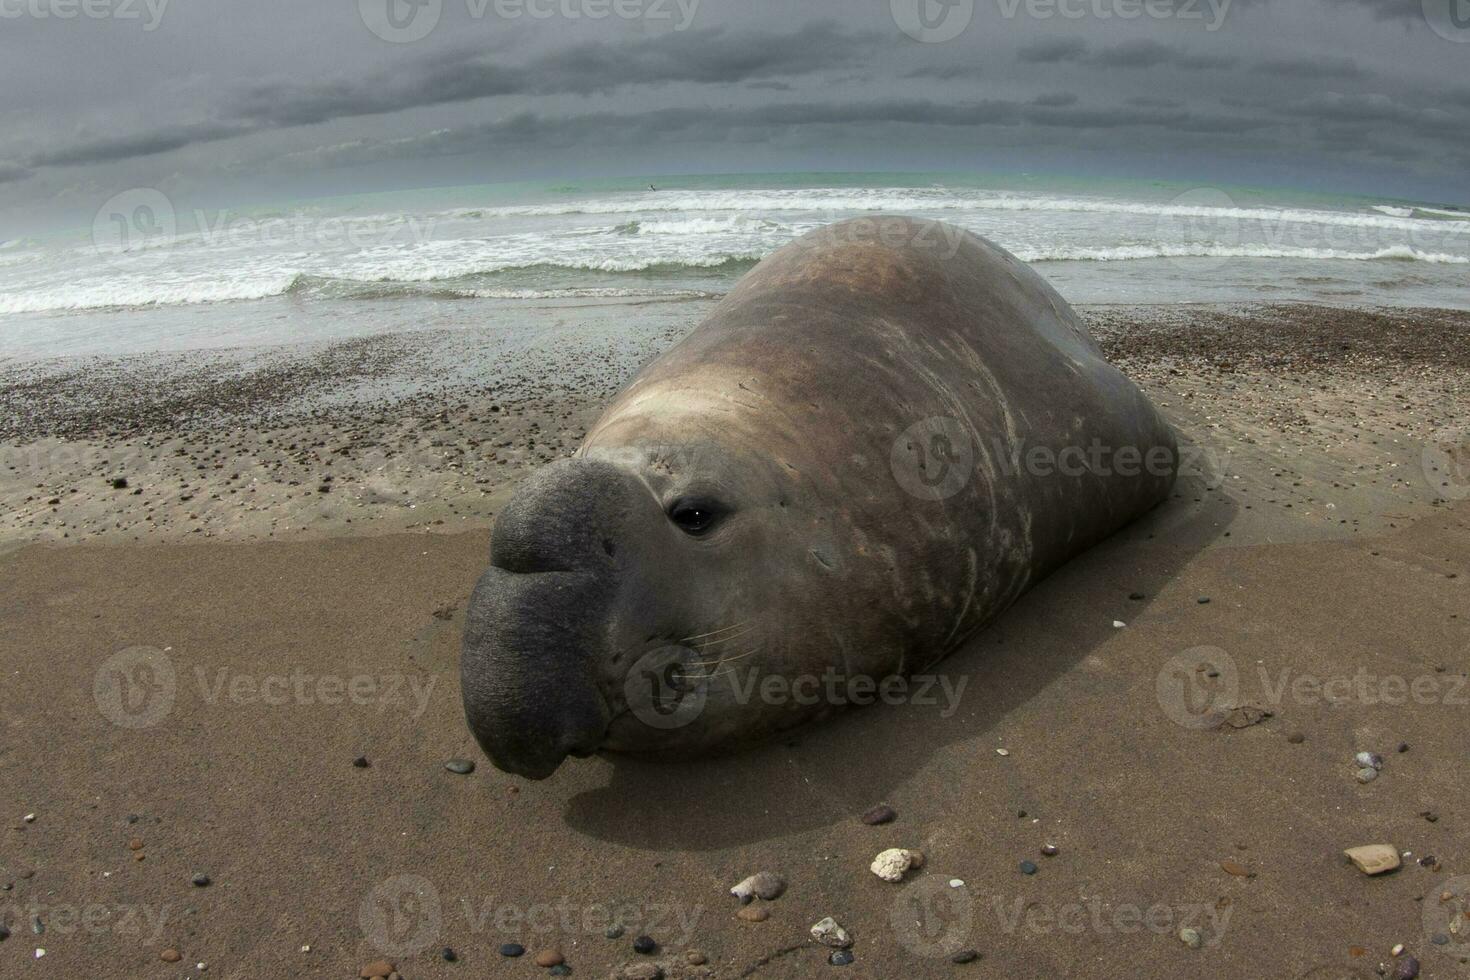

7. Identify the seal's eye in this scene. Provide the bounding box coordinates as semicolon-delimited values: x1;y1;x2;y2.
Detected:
669;499;723;537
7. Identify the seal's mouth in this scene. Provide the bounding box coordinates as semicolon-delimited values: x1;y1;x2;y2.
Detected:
461;565;615;780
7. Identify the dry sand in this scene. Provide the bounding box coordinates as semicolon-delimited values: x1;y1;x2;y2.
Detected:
1;303;1468;979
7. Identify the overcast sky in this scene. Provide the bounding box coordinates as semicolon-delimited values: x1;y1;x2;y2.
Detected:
2;0;1468;229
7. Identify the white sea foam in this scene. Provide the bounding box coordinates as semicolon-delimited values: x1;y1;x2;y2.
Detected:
1015;244;1470;264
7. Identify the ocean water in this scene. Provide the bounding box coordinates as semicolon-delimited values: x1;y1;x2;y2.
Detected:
1;172;1466;360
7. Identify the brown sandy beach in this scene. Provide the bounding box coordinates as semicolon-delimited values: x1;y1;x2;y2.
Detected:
1;303;1468;979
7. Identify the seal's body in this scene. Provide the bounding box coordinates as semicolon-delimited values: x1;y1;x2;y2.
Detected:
462;217;1177;778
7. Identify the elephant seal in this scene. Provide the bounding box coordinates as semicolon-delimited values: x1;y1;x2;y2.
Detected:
462;216;1177;779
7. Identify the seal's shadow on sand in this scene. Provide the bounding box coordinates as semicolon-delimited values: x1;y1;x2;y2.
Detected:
564;472;1234;850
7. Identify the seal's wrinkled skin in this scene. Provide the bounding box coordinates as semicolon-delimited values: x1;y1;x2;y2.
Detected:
462;217;1177;779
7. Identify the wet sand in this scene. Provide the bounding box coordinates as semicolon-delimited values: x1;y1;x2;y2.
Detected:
1;303;1468;979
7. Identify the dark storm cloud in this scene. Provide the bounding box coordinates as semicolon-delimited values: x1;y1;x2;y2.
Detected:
231;20;883;128
17;19;885;169
1324;0;1423;20
27;122;252;168
904;63;986;80
1019;39;1236;70
1256;56;1371;79
1;0;1467;211
1016;38;1087;63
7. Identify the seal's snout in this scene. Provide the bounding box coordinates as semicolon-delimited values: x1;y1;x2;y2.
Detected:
460;458;630;779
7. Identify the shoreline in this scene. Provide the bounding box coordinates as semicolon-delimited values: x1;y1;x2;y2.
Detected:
1;302;1466;551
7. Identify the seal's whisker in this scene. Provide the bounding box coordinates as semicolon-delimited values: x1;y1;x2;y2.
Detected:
688;625;758;650
680;644;763;672
679;622;750;644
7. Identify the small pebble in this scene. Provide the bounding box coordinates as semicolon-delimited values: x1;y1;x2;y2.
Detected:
810;917;853;949
730;871;786;902
534;949;564;967
1287;732;1306;744
1179;927;1203;949
352;756;370;768
685;951;707;966
737;906;769;922
441;947;457;962
861;804;897;826
191;873;211;887
444;758;475;775
605;925;625;939
23;813;35;823
829;950;855;966
1356;767;1378;784
1128;592;1146;601
952;949;980;964
500;943;525;957
871;848;920;882
1355;751;1384;771
1041;844;1059;857
996;748;1010;756
632;935;657;955
1394;955;1420;980
621;965;662;980
1019;860;1038;875
949;878;965;888
1345;844;1401;876
549;966;571;977
0;924;9;941
161;949;183;963
1398;743;1410;753
1197;597;1211;604
31;916;43;935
